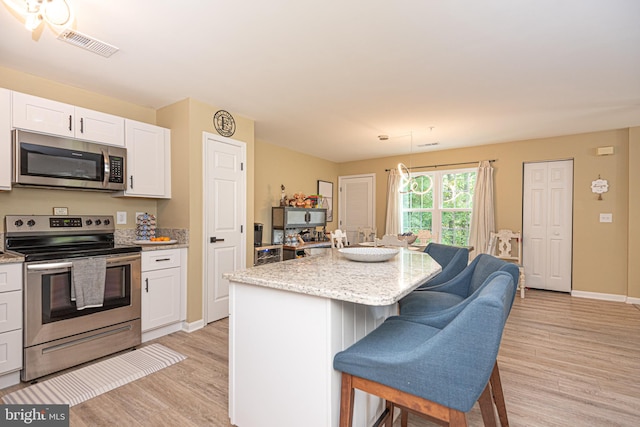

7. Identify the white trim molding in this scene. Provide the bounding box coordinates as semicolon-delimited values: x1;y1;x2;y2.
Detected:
571;290;626;302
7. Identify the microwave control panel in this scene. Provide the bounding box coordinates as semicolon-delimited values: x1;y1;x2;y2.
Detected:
109;156;125;184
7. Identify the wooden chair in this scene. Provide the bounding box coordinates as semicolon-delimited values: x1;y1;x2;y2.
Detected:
487;229;525;298
416;229;436;245
357;227;377;243
330;230;349;249
375;234;409;248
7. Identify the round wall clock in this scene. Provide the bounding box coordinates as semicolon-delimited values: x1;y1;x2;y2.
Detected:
213;110;236;137
591;178;608;200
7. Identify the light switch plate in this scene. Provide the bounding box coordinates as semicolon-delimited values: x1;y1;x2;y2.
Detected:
600;213;613;223
53;207;68;215
116;211;127;224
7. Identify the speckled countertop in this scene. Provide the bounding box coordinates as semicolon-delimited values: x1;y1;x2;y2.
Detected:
115;228;189;251
224;248;442;306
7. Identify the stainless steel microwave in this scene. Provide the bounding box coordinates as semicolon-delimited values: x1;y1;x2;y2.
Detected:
12;129;126;191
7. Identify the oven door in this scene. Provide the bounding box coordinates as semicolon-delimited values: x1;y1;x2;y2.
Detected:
24;253;141;348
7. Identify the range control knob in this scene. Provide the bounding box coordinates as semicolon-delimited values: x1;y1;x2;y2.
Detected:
103;219;110;225
85;219;93;226
14;219;23;227
95;219;102;226
27;219;36;227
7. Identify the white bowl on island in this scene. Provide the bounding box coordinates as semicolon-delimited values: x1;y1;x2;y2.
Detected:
338;247;400;262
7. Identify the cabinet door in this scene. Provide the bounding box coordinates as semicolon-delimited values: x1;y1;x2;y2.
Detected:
0;329;22;374
0;291;22;333
141;267;181;331
286;209;308;226
124;119;171;198
307;209;326;226
75;107;125;146
12;91;74;137
0;88;10;190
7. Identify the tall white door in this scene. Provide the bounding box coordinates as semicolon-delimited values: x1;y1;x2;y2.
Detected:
523;160;573;292
204;133;246;323
338;174;376;244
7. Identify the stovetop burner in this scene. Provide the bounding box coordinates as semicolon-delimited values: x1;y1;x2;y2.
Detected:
4;214;141;261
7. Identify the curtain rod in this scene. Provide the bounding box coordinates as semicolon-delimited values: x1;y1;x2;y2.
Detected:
385;159;496;172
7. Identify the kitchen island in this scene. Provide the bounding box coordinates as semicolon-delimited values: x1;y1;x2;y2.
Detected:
224;248;441;427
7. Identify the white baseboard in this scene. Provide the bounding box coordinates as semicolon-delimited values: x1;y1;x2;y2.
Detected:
571;290;627;302
625;296;640;305
0;371;20;390
183;319;205;333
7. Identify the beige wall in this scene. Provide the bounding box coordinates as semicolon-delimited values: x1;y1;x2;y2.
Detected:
157;98;255;323
339;129;631;297
254;139;340;241
0;66;159;227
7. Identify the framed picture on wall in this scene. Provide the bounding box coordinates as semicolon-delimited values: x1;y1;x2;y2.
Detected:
317;180;333;222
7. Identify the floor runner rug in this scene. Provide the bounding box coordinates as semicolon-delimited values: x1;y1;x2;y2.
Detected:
2;343;186;406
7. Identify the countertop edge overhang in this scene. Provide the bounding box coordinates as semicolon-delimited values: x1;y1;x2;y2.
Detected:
225;248;442;306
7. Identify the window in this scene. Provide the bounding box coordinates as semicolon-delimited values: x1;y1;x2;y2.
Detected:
400;168;476;246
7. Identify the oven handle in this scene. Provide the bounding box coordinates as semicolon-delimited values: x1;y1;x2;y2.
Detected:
26;254;140;271
106;254;141;265
27;262;73;271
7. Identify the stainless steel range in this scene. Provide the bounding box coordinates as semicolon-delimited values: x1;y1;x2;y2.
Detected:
4;215;142;381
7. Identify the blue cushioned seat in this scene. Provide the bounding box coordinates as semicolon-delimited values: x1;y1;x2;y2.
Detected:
416;243;469;290
333;273;516;426
399;253;519;316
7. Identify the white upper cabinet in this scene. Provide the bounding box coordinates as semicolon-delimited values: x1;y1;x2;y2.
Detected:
1;88;11;191
12;92;124;146
121;119;171;198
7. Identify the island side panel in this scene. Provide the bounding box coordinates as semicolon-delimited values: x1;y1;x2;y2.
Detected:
229;281;396;427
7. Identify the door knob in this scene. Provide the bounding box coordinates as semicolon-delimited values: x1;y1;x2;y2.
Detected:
210;237;225;243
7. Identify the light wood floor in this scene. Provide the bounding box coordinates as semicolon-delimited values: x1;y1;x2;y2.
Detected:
2;289;640;426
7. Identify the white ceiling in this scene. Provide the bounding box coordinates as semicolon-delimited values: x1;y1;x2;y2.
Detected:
1;0;639;162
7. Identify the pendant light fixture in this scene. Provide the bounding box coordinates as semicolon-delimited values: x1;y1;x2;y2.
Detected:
396;130;433;196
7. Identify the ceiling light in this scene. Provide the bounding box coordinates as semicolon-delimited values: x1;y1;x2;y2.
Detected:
397;131;432;195
2;0;74;32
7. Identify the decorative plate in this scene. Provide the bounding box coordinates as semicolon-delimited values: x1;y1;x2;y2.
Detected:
338;247;399;262
134;240;178;245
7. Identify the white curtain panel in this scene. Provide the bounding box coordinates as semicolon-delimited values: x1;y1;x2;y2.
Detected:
385;168;401;235
468;160;495;259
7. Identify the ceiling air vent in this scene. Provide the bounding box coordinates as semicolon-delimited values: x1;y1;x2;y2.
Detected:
417;142;439;147
57;29;119;58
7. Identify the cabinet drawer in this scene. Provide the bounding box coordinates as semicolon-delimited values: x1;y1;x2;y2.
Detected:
142;249;181;271
0;263;22;293
0;329;22;374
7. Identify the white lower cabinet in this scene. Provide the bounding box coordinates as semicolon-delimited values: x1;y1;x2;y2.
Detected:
141;249;185;342
0;263;23;389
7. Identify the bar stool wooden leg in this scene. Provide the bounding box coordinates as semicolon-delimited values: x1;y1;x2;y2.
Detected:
339;373;355;427
478;383;498;426
490;362;509;426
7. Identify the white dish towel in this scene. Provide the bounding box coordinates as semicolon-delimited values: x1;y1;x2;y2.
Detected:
71;257;107;310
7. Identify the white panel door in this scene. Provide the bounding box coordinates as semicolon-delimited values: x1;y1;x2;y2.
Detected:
204;133;246;323
338;174;375;245
523;160;573;292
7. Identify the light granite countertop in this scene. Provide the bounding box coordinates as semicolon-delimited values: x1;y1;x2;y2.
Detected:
224;248;442;306
0;251;24;264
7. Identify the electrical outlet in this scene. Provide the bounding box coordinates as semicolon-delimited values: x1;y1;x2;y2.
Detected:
599;213;613;223
116;211;127;224
53;207;68;215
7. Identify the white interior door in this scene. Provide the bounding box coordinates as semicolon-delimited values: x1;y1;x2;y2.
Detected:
338;174;375;244
523;160;573;292
204;132;246;323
